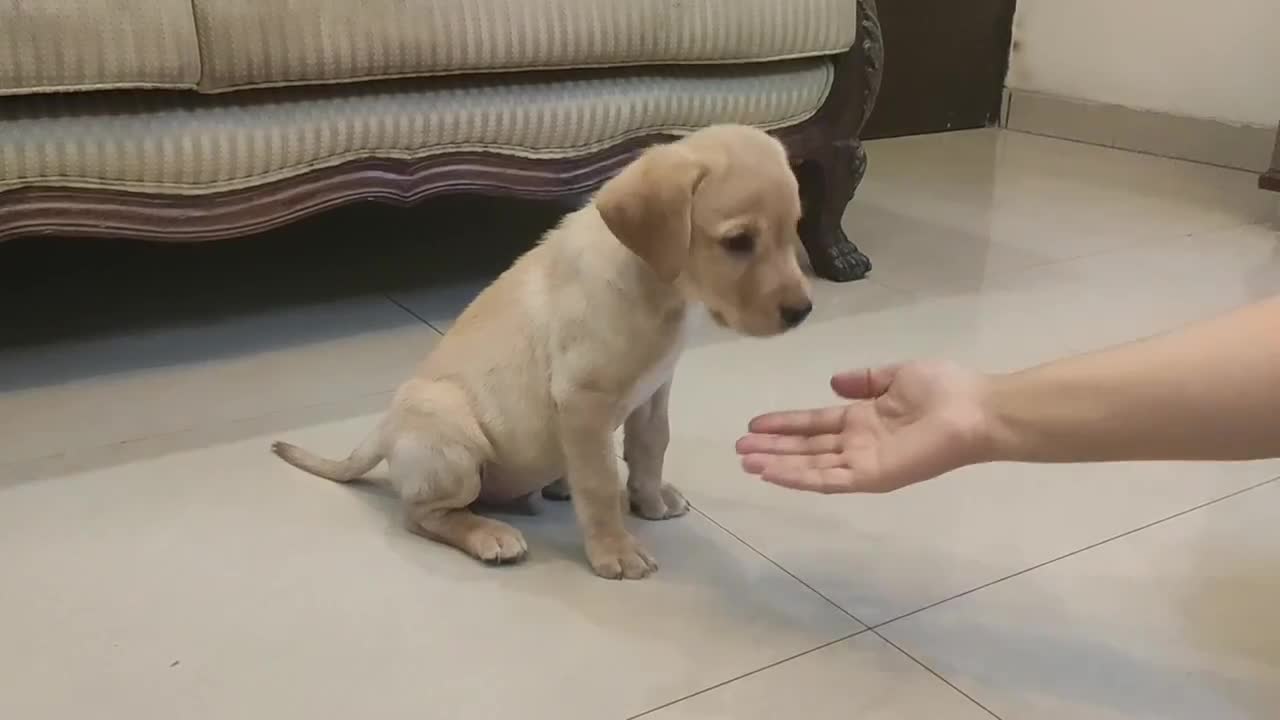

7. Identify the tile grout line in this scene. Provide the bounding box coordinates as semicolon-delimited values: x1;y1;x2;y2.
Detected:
616;508;874;718
624;629;864;720
870;629;1003;719
994;216;1265;279
870;210;1269;297
0;388;401;475
383;293;447;335
1002;128;1268;175
672;475;1280;720
691;505;868;627
870;215;1264;298
861;475;1280;719
630;505;998;719
868;473;1280;632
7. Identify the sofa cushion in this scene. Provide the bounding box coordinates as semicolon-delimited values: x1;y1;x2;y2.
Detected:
192;0;857;92
0;60;833;194
0;0;199;95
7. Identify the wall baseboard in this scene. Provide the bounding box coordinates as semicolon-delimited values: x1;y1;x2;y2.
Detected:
1003;89;1275;173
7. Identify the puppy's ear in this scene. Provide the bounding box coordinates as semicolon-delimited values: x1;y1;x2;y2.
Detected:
595;143;708;282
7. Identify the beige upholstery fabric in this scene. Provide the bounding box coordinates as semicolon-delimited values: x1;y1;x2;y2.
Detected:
0;61;833;194
193;0;857;92
0;0;199;95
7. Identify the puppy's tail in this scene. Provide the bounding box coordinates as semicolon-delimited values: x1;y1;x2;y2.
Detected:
271;431;383;483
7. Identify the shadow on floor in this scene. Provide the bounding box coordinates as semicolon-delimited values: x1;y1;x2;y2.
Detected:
0;195;563;389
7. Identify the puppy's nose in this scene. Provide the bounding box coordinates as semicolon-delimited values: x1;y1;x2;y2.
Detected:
780;302;813;328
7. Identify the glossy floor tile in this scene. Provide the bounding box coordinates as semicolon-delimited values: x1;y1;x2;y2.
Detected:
641;632;993;719
2;130;1278;719
850;131;1276;294
0;401;859;720
880;480;1280;720
670;432;1279;627
0;295;437;467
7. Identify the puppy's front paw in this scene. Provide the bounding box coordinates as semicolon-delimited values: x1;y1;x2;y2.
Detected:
466;525;529;565
586;532;657;580
631;483;690;520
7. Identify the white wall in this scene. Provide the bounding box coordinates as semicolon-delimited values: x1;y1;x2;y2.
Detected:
1007;0;1280;128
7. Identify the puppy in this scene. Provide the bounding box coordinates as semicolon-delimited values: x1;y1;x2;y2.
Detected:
272;124;813;579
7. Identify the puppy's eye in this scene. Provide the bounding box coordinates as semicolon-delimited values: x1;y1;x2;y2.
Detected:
721;232;755;255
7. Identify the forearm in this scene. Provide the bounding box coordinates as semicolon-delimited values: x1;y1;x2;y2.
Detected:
983;296;1280;463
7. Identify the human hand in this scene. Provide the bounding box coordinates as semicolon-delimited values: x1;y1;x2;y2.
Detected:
736;361;992;493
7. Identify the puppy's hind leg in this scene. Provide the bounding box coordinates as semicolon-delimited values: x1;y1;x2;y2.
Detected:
389;438;528;565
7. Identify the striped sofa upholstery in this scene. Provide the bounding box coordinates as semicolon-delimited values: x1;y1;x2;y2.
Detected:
192;0;858;92
0;63;833;194
0;0;199;95
0;0;859;195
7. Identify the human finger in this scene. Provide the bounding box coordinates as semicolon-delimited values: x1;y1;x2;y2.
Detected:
747;406;846;436
830;365;899;400
735;433;842;456
740;452;846;475
759;466;862;494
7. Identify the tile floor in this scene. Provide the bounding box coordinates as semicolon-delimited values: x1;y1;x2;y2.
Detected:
2;130;1278;719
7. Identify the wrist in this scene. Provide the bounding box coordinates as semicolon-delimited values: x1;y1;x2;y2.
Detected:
973;371;1021;463
912;362;1008;469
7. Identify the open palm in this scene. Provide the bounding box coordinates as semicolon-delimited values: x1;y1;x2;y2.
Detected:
736;361;990;494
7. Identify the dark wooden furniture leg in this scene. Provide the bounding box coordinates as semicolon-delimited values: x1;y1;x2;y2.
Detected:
780;0;884;282
795;139;871;281
1262;123;1280;193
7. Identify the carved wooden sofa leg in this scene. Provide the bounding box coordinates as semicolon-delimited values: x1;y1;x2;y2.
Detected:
795;139;872;282
781;0;882;283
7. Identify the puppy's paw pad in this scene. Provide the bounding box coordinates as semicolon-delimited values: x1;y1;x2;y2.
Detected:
587;535;658;580
469;528;529;565
631;483;690;520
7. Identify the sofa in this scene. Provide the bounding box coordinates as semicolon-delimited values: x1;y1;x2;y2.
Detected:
0;0;883;281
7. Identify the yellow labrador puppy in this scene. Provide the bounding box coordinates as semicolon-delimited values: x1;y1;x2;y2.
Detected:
272;124;813;579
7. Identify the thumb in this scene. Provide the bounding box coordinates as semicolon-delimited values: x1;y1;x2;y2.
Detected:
830;365;899;400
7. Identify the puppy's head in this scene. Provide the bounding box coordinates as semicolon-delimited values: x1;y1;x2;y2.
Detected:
596;124;812;337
